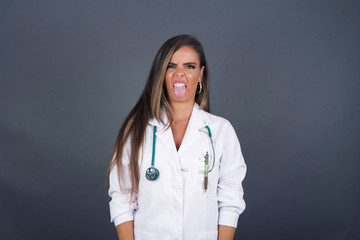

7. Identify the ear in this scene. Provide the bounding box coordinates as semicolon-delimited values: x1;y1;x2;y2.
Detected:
199;66;205;82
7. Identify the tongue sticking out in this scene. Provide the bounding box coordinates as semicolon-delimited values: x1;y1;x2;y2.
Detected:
173;85;186;98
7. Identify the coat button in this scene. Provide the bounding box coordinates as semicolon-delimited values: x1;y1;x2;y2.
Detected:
181;168;188;172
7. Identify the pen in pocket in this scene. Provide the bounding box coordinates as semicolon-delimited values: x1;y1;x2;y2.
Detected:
204;152;209;193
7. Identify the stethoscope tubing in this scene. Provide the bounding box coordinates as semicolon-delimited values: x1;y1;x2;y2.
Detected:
146;125;215;181
204;126;215;173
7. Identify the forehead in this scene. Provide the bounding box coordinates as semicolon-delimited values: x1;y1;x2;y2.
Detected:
170;46;200;63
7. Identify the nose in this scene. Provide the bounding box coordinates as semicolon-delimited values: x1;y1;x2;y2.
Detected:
174;71;184;77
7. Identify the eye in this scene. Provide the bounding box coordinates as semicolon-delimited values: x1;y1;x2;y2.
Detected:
167;64;176;69
185;64;196;69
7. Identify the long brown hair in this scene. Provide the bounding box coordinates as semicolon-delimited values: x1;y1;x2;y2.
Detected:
106;35;210;198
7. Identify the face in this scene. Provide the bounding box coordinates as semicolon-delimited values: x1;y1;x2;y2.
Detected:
165;46;205;106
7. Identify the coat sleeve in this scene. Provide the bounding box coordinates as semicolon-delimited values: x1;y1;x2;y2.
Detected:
108;141;138;227
217;121;247;228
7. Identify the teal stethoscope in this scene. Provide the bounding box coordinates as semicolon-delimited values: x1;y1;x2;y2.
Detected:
145;125;215;181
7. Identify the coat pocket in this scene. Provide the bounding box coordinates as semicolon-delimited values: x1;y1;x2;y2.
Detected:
134;229;157;240
191;154;217;197
194;230;218;240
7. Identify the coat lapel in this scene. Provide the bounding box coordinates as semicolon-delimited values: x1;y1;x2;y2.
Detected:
148;104;211;158
148;110;178;159
178;104;210;156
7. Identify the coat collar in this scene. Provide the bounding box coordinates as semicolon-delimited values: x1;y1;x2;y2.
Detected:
148;103;210;129
148;103;211;156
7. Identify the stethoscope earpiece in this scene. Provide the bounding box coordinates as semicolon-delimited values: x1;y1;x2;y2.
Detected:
145;167;159;181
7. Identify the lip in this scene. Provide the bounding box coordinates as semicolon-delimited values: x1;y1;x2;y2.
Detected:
172;80;187;88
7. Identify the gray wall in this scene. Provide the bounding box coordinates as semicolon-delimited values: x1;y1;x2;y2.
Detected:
1;0;359;239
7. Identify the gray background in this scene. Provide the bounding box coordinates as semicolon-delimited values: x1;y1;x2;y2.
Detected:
1;0;359;239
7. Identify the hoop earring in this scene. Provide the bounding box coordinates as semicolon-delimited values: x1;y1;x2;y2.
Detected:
197;81;202;94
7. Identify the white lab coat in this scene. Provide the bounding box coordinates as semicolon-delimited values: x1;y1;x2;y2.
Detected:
108;104;246;240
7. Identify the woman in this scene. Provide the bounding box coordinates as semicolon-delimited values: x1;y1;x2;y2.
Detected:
107;35;246;240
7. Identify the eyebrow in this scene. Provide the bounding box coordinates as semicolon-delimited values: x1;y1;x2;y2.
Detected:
184;62;197;65
168;62;198;66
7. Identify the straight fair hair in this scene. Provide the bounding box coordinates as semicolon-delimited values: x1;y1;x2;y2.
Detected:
106;35;210;199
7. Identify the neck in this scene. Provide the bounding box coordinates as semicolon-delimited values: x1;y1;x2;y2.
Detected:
169;101;195;122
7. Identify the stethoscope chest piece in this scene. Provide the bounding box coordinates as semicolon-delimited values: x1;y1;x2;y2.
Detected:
145;167;159;181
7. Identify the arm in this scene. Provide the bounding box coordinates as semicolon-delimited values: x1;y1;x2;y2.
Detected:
217;121;246;231
116;220;134;240
108;152;137;237
218;225;236;240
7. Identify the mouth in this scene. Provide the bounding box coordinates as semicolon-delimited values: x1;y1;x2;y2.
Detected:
172;82;187;98
173;83;187;88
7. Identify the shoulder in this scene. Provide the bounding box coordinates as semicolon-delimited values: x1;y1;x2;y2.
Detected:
199;109;239;140
202;110;234;130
